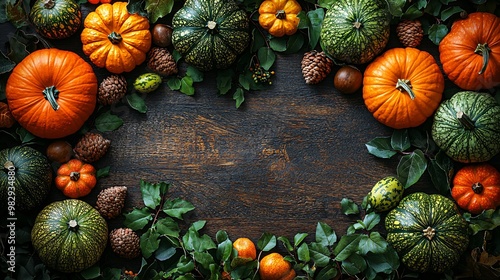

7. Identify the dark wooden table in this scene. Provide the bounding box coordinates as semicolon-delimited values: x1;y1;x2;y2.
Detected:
1;1;499;275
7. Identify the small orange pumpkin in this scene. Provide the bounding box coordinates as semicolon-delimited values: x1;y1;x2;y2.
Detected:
439;12;500;91
55;159;97;198
5;48;97;139
258;0;302;37
363;47;444;129
451;163;500;215
81;2;152;74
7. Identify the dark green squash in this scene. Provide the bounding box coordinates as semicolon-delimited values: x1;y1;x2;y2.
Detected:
385;192;469;273
431;91;500;163
29;0;82;39
0;146;52;211
31;199;108;273
171;0;250;71
320;0;390;64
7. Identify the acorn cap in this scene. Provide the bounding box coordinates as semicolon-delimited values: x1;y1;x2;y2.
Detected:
95;186;127;219
301;50;333;85
73;132;111;163
109;228;141;259
98;75;127;106
147;47;178;76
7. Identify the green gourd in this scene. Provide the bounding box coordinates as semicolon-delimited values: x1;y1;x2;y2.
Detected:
431;91;500;163
29;0;82;39
171;0;250;71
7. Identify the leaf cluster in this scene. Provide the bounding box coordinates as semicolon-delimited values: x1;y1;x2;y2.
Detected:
365;128;453;194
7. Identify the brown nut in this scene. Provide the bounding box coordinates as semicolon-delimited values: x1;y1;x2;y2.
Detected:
152;24;173;47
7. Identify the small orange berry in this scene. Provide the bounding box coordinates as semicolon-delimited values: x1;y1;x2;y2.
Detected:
233;237;257;260
259;252;296;280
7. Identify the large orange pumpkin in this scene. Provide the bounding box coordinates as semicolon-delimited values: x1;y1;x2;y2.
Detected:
439;12;500;91
5;48;97;139
81;2;152;74
363;47;444;129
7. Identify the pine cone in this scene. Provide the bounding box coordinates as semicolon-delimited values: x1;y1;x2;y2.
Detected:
301;50;333;85
109;228;141;259
98;75;127;105
396;20;424;48
96;186;127;219
147;47;178;76
73;132;111;163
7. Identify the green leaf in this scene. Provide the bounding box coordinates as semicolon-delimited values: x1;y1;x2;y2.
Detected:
365;247;400;274
155;238;177;261
216;236;232;262
257;232;277;251
317;0;335;8
385;0;407;17
233;87;245;108
341;198;360;215
463;209;500;235
16;127;36;143
167;77;182;90
365;136;397;158
334;234;362;261
363;212;381;231
80;265;100;279
306;8;324;49
297;243;310;262
141;228;161;259
177;255;195;273
123;207;152;230
155;217;180;238
440;6;464;21
403;3;424;20
391;129;410;151
216;69;234;95
145;0;175;23
316;221;337;246
193;252;215;270
95;110;123;132
358;232;388;255
0;51;15;74
309;242;332;267
251;28;266;53
428;24;448;45
140;180;162;209
428;151;453;195
186;66;204;82
294;233;308;246
6;0;28;28
341;253;367;275
7;34;30;64
257;47;275;70
96;166;110;179
285;33;305;54
126;93;147;113
315;265;338;280
397;149;427;188
424;0;442;16
270;37;287;52
278;236;294;251
163;198;195;220
408;128;428;150
180;76;195;95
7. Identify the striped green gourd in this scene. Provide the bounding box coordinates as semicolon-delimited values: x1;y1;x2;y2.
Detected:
29;0;81;39
0;146;52;211
385;192;469;273
320;0;390;64
367;176;404;212
431;91;500;163
31;199;108;273
171;0;250;71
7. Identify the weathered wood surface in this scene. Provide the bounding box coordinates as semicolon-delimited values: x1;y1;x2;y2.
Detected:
2;3;499;272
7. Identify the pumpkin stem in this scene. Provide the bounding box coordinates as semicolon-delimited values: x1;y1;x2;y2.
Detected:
456;111;475;130
43;0;55;9
422;226;436;240
472;182;484;194
207;21;218;34
276;10;286;20
70;171;80;181
68;219;79;232
353;21;362;29
474;43;490;75
108;31;122;44
3;160;15;170
43;86;60;111
395;79;415;100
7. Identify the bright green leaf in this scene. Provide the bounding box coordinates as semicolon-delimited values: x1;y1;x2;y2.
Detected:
333;234;362;261
306;8;324;49
362;212;381;231
177;255;195;273
145;0;175;23
365;137;397;158
391;129;410;152
167;77;181;90
316;221;337;246
163;198;195;220
278;236;293;251
308;242;332;267
216;238;232;262
297;243;310;262
193;252;215;270
155;217;180;237
257;233;276;251
233;87;245;108
186;66;204;82
140;180;162;209
95;110;123;132
126;93;147;113
257;47;275;70
358;232;387;255
294;233;308;246
397;149;427;188
140;228;161;259
123;207;152;230
341;198;360;215
180;76;194;95
428;23;448;45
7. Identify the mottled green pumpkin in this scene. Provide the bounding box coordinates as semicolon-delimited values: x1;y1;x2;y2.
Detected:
29;0;82;39
171;0;250;71
320;0;390;64
31;199;108;273
0;146;52;211
385;192;469;273
431;91;500;163
367;176;404;212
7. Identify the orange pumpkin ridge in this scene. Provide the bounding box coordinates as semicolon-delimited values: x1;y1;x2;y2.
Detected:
258;0;302;37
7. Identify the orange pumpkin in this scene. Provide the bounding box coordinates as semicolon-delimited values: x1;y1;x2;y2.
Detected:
81;2;152;74
5;48;97;139
55;159;97;198
439;12;500;91
258;0;302;37
451;163;500;215
363;47;444;129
